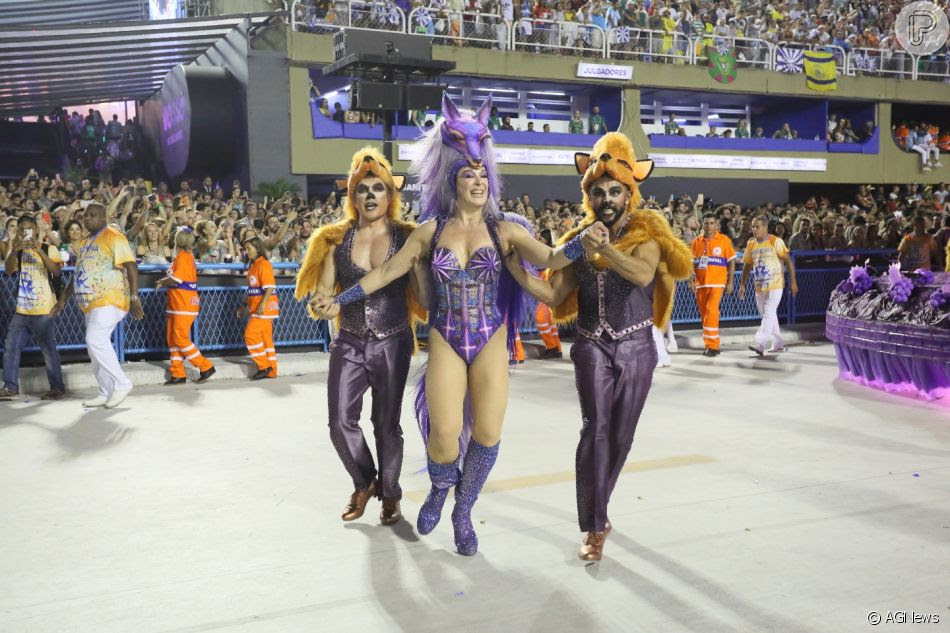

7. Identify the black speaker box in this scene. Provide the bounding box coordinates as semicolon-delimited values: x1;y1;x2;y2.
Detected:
333;29;432;61
404;84;445;111
350;83;403;111
350;83;447;111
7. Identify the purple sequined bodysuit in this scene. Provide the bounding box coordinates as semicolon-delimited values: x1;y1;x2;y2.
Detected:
429;217;504;364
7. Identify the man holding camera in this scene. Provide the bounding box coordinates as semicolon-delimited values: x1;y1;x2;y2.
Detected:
1;214;66;401
51;203;144;408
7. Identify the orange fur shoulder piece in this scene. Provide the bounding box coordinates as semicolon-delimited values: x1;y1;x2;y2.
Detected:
294;220;352;317
548;209;693;328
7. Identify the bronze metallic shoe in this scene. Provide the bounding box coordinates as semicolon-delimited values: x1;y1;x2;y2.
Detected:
341;479;376;521
578;530;607;561
379;498;402;526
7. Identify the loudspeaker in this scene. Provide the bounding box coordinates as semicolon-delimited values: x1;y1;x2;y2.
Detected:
350;82;403;111
333;29;432;61
404;84;445;110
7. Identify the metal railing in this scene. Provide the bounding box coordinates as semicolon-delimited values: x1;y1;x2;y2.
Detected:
2;250;900;363
512;18;606;57
607;27;688;64
292;0;405;34
0;263;330;362
692;36;772;70
915;55;950;82
847;47;907;78
408;8;508;50
288;1;950;81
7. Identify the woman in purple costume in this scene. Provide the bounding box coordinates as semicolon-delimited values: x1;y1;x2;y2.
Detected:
315;94;600;555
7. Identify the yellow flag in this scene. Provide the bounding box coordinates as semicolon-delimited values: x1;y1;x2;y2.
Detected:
804;50;837;91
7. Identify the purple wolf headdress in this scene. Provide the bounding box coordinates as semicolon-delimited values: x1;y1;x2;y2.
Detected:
411;93;535;451
412;93;502;222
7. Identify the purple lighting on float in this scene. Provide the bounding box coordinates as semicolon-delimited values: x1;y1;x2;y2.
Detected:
838;370;949;404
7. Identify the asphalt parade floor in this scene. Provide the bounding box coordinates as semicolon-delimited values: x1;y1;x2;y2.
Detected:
1;341;948;633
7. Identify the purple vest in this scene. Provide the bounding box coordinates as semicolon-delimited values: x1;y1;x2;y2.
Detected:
334;223;411;338
573;254;655;341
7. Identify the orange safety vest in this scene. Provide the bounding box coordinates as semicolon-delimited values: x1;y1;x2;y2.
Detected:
247;256;279;318
691;232;736;288
166;250;200;315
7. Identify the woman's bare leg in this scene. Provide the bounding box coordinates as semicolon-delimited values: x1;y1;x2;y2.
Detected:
425;329;469;463
468;325;510;446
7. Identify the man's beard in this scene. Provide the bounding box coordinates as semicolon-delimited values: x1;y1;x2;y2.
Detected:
595;202;624;227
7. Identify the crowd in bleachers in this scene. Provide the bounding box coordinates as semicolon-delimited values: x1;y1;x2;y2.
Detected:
292;0;950;68
2;168;949;274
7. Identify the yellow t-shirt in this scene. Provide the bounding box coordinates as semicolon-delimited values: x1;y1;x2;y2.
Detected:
743;235;788;292
73;225;136;314
16;244;63;315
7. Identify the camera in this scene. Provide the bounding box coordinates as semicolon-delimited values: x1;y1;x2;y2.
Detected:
22;228;33;241
145;193;157;203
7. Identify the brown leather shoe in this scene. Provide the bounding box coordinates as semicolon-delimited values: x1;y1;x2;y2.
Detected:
341;479;376;521
379;497;402;526
41;389;66;401
578;531;607;561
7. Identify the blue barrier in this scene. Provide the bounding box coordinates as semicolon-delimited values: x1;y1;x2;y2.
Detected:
0;249;896;360
0;262;329;361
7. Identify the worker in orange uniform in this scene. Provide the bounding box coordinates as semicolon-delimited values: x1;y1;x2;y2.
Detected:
535;271;562;359
689;212;736;357
240;236;279;380
155;227;215;384
510;331;525;365
938;129;950;153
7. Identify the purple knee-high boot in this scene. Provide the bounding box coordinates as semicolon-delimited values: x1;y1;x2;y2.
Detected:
452;439;500;556
417;455;460;535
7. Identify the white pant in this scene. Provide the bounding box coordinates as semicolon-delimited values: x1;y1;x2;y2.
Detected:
653;325;671;364
911;144;939;166
84;305;132;397
754;289;785;350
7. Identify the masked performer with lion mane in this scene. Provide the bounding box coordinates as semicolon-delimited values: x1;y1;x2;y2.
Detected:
313;95;601;556
504;132;692;562
295;147;427;527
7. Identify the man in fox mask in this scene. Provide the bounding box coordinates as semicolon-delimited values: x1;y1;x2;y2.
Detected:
295;146;426;527
504;133;692;562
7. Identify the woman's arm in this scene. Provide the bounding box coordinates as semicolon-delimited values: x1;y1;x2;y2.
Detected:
502;249;578;306
502;221;602;271
409;254;430;308
596;239;661;287
127;206;149;242
117;193;135;230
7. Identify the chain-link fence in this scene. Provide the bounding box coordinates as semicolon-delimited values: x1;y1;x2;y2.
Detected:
292;0;405;34
0;250;899;361
0;263;329;361
608;27;688;63
408;9;508;50
512;19;605;57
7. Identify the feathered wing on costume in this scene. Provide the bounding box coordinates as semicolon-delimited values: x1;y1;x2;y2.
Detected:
550;132;692;328
293;145;427;339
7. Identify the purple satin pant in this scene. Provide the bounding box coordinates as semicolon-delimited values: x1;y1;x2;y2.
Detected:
327;329;413;500
571;328;656;533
